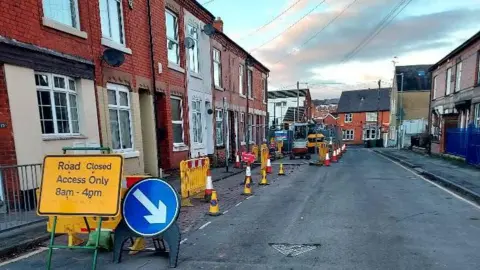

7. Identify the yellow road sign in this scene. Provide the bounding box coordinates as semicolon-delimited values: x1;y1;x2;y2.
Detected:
37;155;123;216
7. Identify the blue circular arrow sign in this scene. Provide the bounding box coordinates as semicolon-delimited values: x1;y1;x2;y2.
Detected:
123;178;180;236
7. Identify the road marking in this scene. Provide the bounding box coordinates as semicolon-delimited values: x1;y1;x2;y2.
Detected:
246;195;254;200
180;238;188;244
199;221;212;230
0;247;48;267
223;210;229;214
235;202;242;207
374;151;480;211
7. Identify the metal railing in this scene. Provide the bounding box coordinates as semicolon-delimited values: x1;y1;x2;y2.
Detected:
0;163;45;231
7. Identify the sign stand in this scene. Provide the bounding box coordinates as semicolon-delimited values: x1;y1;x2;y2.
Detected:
39;147;121;270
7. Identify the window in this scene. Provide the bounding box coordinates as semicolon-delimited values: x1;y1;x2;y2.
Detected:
43;0;79;28
107;84;133;151
248;114;253;143
345;113;352;123
239;64;244;96
171;97;184;144
100;0;125;45
363;128;377;140
474;103;480;128
342;129;354;141
240;112;245;143
165;10;179;64
446;68;452;95
36;73;79;135
366;112;377;122
212;48;222;88
216;109;223;146
192;99;203;144
433;75;437;99
247;69;252;98
477;52;480;85
187;24;199;73
455;61;462;92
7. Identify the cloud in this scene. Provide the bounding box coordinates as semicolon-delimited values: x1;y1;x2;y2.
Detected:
253;1;480;98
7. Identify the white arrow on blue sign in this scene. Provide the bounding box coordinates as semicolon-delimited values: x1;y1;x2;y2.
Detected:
123;178;180;236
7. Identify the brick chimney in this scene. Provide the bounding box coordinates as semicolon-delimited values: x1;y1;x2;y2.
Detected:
213;17;223;32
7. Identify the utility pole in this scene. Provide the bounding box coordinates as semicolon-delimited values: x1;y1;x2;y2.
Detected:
295;81;300;124
377;79;381;143
397;73;404;149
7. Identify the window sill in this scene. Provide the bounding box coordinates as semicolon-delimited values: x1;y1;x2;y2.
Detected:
216;145;225;149
101;38;132;54
248;97;254;101
239;94;246;99
168;63;185;73
190;72;203;80
215;85;224;91
42;17;88;39
42;134;87;141
241;142;246;146
116;150;140;159
173;143;189;152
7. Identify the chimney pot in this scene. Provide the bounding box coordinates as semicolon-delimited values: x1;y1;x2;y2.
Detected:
213;17;223;32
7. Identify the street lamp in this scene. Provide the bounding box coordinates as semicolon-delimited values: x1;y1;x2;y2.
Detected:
396;73;404;149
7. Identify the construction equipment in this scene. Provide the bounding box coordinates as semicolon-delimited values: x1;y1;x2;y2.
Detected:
290;123;311;160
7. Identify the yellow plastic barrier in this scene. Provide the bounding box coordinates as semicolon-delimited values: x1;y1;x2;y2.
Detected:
37;188;127;247
260;144;269;171
277;140;283;153
180;157;210;207
318;142;328;161
252;145;259;161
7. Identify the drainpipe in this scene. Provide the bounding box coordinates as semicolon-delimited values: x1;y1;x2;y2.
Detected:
147;0;162;175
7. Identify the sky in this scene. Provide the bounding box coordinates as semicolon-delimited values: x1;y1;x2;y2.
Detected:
200;0;480;99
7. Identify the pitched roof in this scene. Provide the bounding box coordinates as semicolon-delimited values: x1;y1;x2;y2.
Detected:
337;88;391;113
395;65;432;91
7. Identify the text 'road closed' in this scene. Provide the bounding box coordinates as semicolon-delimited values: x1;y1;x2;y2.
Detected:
37;155;123;216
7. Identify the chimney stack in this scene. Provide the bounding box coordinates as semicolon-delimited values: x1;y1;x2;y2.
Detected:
213;17;223;32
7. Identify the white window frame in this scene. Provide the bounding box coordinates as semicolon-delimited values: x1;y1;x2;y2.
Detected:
363;128;378;140
247;68;253;99
455;61;462;92
100;0;126;46
107;83;134;152
213;48;222;89
248;114;254;143
366;112;377;122
262;77;267;104
192;99;203;144
171;96;185;146
345;113;352;123
35;72;80;136
42;0;80;29
166;9;180;65
477;52;480;86
474;103;480;128
342;129;354;141
239;64;245;96
240;112;245;143
433;75;437;99
215;109;224;146
446;67;452;95
187;22;199;73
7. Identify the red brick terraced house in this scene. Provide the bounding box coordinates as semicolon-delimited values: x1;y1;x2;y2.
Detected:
337;88;391;145
0;0;269;215
429;30;480;160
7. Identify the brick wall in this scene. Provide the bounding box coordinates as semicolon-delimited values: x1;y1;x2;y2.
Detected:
0;64;17;167
338;111;390;144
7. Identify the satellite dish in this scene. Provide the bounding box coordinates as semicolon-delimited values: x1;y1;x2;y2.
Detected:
185;37;195;49
203;24;216;36
102;48;125;67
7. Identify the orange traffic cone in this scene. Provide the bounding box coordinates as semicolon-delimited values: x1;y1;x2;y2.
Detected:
324;152;331;166
266;157;272;174
207;190;221;216
331;149;338;162
204;170;213;202
337;148;342;159
242;172;253;195
234;154;241;168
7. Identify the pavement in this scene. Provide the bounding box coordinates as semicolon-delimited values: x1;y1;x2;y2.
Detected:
374;148;480;204
2;149;480;269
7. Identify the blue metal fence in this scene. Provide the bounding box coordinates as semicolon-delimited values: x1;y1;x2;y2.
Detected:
445;126;480;166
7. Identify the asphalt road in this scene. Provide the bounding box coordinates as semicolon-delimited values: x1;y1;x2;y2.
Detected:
2;148;480;269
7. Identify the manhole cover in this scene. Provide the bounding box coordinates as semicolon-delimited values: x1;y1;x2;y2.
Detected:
269;243;320;257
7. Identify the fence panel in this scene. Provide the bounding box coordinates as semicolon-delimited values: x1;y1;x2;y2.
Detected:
180;158;210;207
0;164;45;232
467;127;480;167
445;128;467;157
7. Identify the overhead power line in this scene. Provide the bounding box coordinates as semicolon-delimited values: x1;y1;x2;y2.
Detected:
239;0;304;41
250;0;327;53
342;0;414;63
202;0;216;5
271;0;360;65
